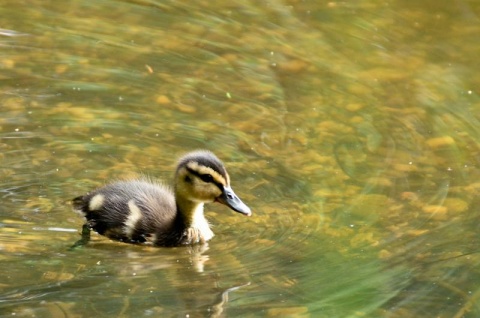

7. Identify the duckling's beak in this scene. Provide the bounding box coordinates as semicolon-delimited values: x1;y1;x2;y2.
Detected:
216;186;251;216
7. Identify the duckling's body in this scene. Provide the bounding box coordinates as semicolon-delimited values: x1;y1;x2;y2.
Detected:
72;151;251;247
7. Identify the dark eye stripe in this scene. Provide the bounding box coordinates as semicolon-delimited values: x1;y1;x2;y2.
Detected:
200;174;213;183
186;166;224;190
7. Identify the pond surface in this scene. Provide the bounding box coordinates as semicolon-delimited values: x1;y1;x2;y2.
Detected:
1;0;480;317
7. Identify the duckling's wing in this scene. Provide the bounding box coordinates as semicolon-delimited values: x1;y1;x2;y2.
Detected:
73;180;176;243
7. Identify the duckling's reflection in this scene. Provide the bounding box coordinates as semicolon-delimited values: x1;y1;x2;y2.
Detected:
71;240;250;317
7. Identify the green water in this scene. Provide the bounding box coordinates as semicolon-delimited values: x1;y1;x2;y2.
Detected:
1;1;480;317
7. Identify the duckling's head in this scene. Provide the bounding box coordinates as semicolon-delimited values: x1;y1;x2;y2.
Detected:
174;150;251;216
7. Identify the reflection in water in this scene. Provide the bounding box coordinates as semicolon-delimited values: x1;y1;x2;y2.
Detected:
0;231;251;317
207;282;251;318
1;0;480;316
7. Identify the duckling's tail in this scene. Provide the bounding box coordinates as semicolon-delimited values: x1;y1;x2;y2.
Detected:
72;196;87;215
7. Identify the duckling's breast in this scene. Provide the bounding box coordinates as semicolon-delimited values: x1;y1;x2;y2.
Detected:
73;179;177;244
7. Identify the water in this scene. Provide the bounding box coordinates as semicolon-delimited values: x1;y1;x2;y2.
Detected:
1;0;480;317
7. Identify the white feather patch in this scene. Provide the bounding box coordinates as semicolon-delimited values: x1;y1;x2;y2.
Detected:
88;194;105;211
124;200;143;238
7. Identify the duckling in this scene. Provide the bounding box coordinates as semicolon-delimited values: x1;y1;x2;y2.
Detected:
72;150;251;247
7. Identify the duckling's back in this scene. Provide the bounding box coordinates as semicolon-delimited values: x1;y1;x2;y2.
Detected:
73;179;177;244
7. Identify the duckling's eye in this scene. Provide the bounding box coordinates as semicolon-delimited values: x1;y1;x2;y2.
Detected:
200;174;213;183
